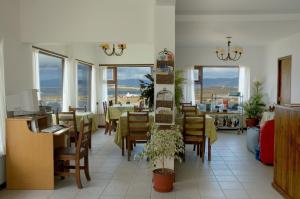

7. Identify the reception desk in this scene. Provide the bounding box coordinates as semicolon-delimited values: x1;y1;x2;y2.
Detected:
6;115;70;189
273;105;300;199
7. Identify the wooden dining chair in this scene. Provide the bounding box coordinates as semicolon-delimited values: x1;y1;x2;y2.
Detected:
183;114;206;162
182;105;198;116
127;111;149;161
56;111;78;147
180;102;192;113
107;106;118;135
69;105;87;112
54;118;92;189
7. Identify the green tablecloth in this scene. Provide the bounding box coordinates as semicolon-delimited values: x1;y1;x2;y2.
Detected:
106;104;134;122
114;113;217;148
53;112;98;133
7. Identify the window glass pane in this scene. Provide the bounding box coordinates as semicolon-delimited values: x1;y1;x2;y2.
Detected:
202;67;239;107
107;68;114;81
39;53;63;111
117;67;151;105
194;83;202;104
107;84;116;103
194;69;199;81
77;63;91;110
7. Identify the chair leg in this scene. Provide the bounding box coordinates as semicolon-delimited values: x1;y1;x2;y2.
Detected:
197;144;200;156
128;139;131;161
89;132;91;149
201;142;205;163
75;160;83;189
84;155;91;181
121;136;125;156
183;144;186;162
193;144;196;151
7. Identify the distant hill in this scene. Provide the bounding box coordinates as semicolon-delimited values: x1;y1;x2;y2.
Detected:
203;77;238;88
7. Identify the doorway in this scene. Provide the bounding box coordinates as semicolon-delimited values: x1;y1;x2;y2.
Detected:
277;56;292;105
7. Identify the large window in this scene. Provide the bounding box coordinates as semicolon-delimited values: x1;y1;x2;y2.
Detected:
106;65;152;105
39;52;64;111
194;66;239;105
77;62;92;110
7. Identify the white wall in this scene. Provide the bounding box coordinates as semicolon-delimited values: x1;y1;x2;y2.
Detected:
264;33;300;104
0;0;32;95
20;0;154;44
176;45;267;84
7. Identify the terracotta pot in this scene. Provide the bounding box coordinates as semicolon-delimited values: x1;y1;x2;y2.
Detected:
246;118;258;127
152;168;174;192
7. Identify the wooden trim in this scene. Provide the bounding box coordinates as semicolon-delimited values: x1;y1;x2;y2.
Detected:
99;64;154;67
76;59;94;66
32;46;68;59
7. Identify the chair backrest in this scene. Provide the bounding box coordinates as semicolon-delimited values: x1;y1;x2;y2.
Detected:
180;102;192;113
127;111;149;134
76;118;93;156
108;100;113;106
182;105;198;116
56;111;78;140
69;106;87;112
183;114;206;136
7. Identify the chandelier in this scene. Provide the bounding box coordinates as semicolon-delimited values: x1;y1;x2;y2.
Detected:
100;43;126;56
216;37;243;61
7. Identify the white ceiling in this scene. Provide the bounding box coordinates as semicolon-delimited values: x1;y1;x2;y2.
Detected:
176;0;300;47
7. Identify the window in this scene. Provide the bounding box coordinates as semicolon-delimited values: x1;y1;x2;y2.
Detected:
194;66;239;105
38;52;64;111
77;62;92;110
105;65;152;105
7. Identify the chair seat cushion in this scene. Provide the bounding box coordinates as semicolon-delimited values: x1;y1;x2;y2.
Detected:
55;147;87;159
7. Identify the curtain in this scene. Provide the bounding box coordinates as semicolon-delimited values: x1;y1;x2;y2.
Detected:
99;66;108;114
91;65;101;113
32;48;40;99
62;58;71;111
183;66;195;105
239;66;251;101
0;39;7;155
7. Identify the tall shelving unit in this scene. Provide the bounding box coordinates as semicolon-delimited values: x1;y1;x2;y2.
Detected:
154;49;175;126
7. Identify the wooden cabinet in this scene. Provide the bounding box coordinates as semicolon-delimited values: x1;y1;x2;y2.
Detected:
273;105;300;199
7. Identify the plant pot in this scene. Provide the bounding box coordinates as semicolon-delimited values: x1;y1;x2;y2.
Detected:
246;118;258;127
152;168;174;192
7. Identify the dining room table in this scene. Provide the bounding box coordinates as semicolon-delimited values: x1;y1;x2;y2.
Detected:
52;111;98;133
114;112;217;161
105;104;135;123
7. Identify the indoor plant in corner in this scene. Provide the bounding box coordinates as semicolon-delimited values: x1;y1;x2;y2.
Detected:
243;81;265;127
137;125;184;192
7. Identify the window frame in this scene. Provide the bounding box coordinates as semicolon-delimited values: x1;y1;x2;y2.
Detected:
77;60;93;111
37;49;65;112
194;65;239;103
100;64;154;104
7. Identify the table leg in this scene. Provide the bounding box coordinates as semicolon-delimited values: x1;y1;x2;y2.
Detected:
208;138;211;161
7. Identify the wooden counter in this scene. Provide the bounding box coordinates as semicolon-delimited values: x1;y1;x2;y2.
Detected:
273;105;300;199
6;116;70;189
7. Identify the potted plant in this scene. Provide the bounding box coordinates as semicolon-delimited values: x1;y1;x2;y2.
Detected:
136;125;184;192
243;81;265;127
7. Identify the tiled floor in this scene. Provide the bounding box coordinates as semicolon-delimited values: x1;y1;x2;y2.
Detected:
0;129;283;199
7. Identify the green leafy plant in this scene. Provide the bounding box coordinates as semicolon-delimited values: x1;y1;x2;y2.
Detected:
243;81;265;119
139;70;186;110
136;125;184;172
139;74;154;108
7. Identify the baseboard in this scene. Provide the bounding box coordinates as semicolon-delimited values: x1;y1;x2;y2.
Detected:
0;182;6;190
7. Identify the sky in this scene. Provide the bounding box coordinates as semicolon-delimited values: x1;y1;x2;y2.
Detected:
203;67;239;79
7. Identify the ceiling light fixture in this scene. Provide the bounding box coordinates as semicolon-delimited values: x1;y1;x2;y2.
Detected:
100;43;126;56
216;37;243;61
